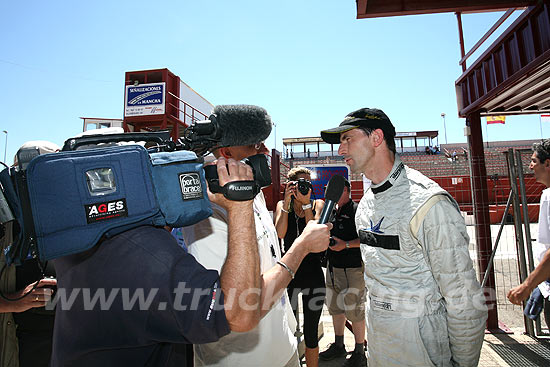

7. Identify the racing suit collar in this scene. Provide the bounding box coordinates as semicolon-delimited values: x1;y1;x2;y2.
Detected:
371;155;404;194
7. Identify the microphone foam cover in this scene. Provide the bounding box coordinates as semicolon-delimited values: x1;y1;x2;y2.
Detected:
325;175;346;202
213;105;273;147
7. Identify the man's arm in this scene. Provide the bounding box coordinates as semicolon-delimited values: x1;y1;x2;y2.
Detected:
508;249;550;304
327;237;360;252
259;220;331;318
420;200;487;367
207;157;260;332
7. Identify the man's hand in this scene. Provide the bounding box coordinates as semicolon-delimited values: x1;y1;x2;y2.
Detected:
328;236;346;252
297;221;332;253
507;283;531;305
1;278;56;313
207;157;254;209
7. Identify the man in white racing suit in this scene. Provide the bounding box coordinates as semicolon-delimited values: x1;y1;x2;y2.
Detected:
321;108;487;367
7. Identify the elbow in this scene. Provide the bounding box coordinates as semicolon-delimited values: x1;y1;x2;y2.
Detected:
227;310;260;332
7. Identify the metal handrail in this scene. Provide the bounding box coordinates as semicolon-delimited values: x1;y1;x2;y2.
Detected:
167;91;209;123
166;102;202;126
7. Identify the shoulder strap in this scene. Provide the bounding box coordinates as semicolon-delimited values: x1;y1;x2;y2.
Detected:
409;194;451;244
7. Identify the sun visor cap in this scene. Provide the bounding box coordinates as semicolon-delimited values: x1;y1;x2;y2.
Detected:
321;108;396;145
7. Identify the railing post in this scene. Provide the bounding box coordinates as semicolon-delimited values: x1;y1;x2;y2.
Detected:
507;150;535;336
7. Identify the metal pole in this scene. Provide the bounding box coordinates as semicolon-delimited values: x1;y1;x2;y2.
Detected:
456;12;467;72
441;113;447;145
507;149;535;336
516;149;535;273
273;122;277;151
2;130;7;163
481;190;513;288
515;149;541;336
540;114;544;141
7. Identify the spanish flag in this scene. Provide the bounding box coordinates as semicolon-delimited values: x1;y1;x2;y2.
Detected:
487;116;506;124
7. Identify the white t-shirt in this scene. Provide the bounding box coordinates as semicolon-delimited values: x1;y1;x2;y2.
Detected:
182;192;297;367
537;188;550;298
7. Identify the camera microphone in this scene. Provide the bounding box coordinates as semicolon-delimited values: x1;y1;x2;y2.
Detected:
213;105;272;147
182;104;272;156
318;175;346;225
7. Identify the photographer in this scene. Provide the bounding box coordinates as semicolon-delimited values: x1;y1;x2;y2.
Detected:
49;155;263;367
274;167;326;367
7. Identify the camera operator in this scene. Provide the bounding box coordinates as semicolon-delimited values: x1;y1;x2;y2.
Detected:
49;154;263;367
274;167;326;367
182;105;332;367
1;141;59;367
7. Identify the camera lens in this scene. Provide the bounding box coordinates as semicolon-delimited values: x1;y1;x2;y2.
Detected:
297;178;311;195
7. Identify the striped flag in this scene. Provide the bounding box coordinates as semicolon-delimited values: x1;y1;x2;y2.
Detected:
542;114;550;123
487;116;506;124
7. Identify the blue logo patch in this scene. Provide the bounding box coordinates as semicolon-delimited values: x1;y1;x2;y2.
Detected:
367;217;385;234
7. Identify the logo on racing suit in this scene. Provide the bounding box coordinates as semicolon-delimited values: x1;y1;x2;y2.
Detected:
359;217;400;250
389;162;404;181
372;300;393;311
367;217;385;234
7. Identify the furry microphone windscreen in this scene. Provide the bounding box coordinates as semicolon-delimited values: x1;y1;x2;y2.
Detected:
213;105;273;147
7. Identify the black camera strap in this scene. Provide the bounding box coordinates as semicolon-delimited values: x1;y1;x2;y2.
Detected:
208;179;260;201
223;181;260;201
8;169;39;265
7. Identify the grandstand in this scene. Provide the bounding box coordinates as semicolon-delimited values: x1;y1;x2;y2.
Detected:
280;134;544;221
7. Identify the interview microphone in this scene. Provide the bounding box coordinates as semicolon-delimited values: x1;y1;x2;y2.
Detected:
318;174;346;225
213;105;273;147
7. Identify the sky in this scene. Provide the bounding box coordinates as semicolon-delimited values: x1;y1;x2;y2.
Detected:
0;1;546;163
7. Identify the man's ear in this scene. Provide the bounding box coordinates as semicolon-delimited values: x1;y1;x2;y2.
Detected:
217;147;233;159
371;129;385;148
545;158;550;169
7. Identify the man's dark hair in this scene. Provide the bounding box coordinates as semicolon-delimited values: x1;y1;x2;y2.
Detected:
358;127;397;154
533;139;550;163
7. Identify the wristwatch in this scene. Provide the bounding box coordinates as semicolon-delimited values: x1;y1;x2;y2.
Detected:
302;203;312;210
345;241;350;249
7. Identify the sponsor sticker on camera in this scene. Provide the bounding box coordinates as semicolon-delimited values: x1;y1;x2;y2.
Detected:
85;199;128;224
179;172;203;200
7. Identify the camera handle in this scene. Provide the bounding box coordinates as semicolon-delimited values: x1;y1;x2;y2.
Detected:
205;177;260;201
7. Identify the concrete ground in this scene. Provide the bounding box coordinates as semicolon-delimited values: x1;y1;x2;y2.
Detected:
309;308;550;367
294;223;550;366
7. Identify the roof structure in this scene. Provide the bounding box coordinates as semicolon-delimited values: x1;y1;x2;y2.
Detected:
356;1;550;117
356;0;534;18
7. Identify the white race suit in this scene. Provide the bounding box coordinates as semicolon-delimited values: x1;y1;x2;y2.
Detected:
356;155;487;367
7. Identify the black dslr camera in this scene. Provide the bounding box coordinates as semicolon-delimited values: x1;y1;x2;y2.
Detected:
296;178;312;195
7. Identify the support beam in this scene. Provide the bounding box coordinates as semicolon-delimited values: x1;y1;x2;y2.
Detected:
270;149;282;211
466;112;498;330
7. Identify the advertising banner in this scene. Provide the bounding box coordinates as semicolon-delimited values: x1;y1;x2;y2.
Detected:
125;82;165;117
304;165;349;199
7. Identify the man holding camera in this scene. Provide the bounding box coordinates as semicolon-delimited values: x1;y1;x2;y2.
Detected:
49;139;264;366
182;105;332;367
